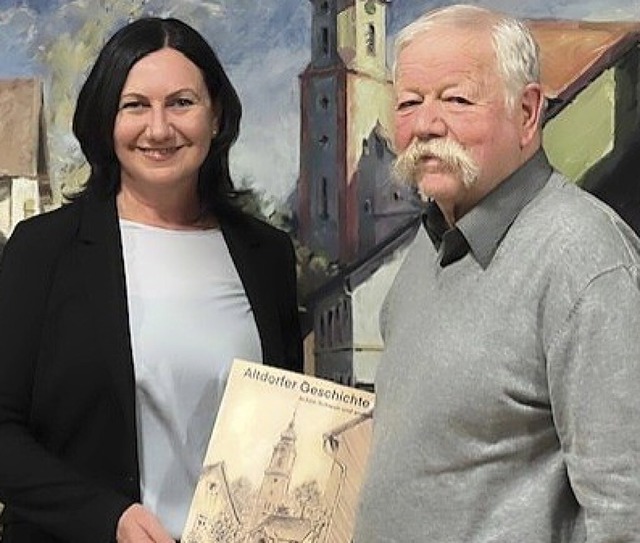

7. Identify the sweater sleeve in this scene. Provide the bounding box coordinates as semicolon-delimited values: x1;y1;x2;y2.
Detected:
0;221;134;543
547;264;640;541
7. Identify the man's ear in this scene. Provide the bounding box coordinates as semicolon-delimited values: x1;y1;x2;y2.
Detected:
519;82;545;148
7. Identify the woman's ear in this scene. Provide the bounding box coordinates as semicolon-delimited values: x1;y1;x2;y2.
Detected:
211;98;222;139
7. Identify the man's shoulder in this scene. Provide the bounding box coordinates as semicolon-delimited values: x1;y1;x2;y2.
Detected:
526;174;640;257
533;174;638;242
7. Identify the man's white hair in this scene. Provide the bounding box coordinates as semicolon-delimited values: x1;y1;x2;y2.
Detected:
394;4;541;111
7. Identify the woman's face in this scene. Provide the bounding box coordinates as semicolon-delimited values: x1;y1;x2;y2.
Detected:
113;47;219;196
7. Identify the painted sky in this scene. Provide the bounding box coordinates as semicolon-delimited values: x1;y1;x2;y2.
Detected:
1;0;639;204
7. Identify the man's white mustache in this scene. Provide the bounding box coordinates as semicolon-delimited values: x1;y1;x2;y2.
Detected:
392;138;479;192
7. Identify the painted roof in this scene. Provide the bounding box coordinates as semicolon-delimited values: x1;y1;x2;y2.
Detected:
529;20;640;115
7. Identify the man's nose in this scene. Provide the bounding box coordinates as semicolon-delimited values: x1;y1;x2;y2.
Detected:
413;100;447;138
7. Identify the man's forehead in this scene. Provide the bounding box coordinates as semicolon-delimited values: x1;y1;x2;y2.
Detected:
399;26;492;58
398;26;493;55
396;43;494;80
395;29;496;78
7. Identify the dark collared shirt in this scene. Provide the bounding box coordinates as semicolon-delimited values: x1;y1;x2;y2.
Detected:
423;149;553;268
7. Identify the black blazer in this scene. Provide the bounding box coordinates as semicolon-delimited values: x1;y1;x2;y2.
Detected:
0;192;303;543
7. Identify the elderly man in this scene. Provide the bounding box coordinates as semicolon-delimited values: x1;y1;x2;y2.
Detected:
354;4;640;542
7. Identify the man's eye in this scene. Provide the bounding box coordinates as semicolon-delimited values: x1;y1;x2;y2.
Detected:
396;99;420;111
446;96;472;105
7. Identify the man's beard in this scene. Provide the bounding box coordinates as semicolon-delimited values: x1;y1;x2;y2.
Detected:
392;138;480;199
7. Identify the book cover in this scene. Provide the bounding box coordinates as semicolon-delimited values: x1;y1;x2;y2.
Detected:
182;358;375;543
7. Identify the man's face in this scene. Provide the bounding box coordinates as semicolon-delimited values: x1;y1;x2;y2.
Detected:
393;27;526;221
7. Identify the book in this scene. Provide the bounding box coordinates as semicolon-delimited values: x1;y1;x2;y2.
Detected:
182;358;375;543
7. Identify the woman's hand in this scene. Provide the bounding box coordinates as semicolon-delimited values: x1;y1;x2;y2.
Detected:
116;503;175;543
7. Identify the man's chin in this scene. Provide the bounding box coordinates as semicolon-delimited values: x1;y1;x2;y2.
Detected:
415;173;464;200
416;171;456;188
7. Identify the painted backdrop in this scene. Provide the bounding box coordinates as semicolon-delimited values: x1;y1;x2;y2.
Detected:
1;0;638;209
1;0;640;380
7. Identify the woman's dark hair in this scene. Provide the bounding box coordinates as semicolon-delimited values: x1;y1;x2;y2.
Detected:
72;17;243;218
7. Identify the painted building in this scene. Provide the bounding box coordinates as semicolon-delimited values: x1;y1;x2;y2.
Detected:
297;0;418;265
310;217;418;386
305;17;640;387
0;78;52;249
537;21;640;233
356;123;422;258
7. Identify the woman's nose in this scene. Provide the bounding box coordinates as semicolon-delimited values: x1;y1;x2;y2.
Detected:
146;105;172;140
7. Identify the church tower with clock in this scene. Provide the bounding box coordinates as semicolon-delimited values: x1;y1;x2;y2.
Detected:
297;0;395;264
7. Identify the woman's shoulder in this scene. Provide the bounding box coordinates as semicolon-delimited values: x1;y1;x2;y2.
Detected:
12;200;82;239
4;199;86;262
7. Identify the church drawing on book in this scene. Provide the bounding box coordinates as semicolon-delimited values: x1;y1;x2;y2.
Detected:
183;409;372;543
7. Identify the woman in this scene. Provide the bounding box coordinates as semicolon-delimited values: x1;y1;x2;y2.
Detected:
0;17;303;543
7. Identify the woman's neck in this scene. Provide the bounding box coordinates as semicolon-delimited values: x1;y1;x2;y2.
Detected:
116;187;217;230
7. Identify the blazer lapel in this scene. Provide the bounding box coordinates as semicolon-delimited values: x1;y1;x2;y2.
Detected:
221;218;281;364
76;194;137;438
74;201;284;430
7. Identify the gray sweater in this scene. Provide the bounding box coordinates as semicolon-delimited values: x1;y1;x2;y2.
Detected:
354;152;640;542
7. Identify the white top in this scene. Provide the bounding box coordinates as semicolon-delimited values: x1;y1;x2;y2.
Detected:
120;219;262;538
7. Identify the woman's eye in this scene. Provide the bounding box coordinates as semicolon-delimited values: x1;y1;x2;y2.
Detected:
171;97;195;108
120;101;145;110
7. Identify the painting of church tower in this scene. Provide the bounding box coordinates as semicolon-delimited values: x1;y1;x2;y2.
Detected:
297;0;418;265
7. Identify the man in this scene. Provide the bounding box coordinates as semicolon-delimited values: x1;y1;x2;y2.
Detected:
354;5;640;542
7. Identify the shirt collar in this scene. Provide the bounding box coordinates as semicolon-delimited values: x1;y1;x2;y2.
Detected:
423;149;553;268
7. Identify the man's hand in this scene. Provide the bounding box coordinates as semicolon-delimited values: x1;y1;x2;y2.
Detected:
116;503;175;543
